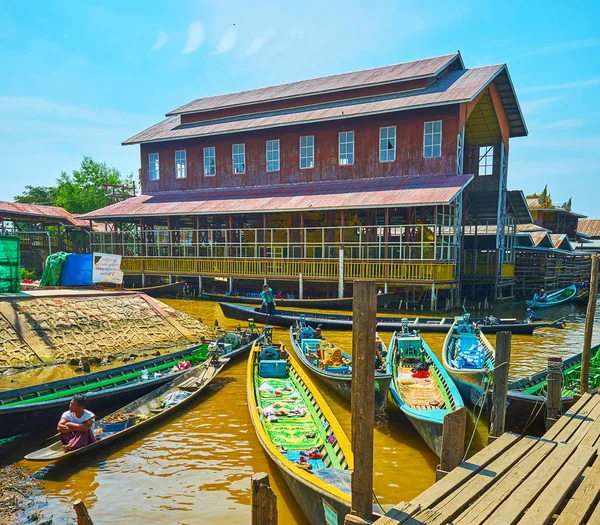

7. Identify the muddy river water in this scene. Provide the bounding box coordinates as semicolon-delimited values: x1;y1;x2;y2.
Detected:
4;299;599;524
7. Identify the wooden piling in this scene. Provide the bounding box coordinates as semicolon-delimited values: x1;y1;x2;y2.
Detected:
436;407;467;481
546;356;563;430
73;500;94;525
81;357;91;373
251;472;277;525
488;331;511;444
581;255;599;394
350;280;377;521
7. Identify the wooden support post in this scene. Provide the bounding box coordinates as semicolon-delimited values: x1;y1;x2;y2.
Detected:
299;272;303;299
488;331;511;444
81;357;91;373
436;407;467;481
74;500;94;525
251;472;277;525
581;254;599;394
338;249;345;298
546;356;563;430
350;280;377;521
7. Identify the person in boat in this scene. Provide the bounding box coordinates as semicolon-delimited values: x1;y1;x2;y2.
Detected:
314;325;325;340
57;395;96;453
534;288;548;303
260;284;277;315
275;290;284;299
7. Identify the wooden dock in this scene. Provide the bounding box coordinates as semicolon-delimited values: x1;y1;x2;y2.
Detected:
374;392;600;524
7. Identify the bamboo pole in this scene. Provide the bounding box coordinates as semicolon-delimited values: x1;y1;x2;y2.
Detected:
581;255;599;394
251;472;277;525
488;331;511;444
349;279;377;521
73;500;94;525
546;356;563;430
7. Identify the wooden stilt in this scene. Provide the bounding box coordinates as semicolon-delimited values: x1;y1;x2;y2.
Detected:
546;356;563;430
350;279;377;521
251;472;277;525
74;500;94;525
581;255;599;394
81;357;91;373
436;407;467;481
488;331;511;444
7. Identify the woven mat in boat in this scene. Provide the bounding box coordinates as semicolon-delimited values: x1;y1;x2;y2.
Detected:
397;367;444;408
258;378;297;398
265;421;322;449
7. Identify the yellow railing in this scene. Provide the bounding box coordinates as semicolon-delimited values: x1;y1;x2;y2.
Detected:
122;257;456;282
462;262;515;278
502;263;515;278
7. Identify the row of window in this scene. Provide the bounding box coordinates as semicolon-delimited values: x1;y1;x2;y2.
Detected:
148;121;443;180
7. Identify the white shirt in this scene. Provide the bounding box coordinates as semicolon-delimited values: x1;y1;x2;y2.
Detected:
62;409;95;431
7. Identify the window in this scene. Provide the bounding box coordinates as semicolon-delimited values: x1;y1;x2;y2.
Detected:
232;143;245;174
300;135;314;169
149;152;159;180
478;145;494;176
379;126;396;162
266;139;280;172
424;120;442;158
204;147;216;176
339;131;354;165
175;150;186;179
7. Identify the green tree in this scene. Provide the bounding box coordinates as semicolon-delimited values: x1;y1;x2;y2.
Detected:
14;185;58;206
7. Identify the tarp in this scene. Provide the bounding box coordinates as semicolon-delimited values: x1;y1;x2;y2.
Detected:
40;252;68;287
0;235;20;293
59;254;93;286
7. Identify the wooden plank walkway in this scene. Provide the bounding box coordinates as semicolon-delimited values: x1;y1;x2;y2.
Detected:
374;393;600;525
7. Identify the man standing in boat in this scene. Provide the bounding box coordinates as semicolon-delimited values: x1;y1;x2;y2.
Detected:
57;395;96;452
260;284;277;315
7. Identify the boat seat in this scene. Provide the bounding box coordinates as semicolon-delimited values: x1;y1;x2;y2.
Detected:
259;360;288;378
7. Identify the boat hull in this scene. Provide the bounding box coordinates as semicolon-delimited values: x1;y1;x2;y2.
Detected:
128;281;186;298
526;285;577;309
448;371;490;408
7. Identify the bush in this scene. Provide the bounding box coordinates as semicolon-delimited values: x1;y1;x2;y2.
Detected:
21;268;37;281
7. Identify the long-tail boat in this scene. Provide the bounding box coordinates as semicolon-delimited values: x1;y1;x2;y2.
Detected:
506;344;600;431
289;323;391;411
441;314;495;407
387;326;464;456
220;303;564;334
0;329;261;439
127;281;186;297
247;335;355;525
25;349;232;463
201;291;394;310
526;284;577;309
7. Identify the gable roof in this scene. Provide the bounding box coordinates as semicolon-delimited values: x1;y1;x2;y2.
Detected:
0;201;91;228
577;219;600;238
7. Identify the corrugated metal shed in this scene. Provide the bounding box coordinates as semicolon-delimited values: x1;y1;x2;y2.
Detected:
0;201;90;228
124;63;527;145
79;174;473;220
167;54;462;116
576;219;600;238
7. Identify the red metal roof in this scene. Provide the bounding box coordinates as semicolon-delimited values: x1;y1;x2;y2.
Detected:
577;219;600;238
516;223;549;233
167;54;462;116
79;174;473;220
550;234;572;251
0;201;91;228
124;65;513;145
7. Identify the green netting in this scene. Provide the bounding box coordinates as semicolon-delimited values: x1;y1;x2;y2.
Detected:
0;235;20;293
39;251;68;287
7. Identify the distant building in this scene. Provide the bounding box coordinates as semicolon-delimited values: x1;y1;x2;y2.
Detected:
575;219;600;253
526;187;586;241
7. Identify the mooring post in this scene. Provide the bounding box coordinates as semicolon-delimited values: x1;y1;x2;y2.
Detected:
338;249;345;298
488;331;511;444
436;407;467;481
348;279;377;522
81;357;91;373
546;356;563;430
251;472;277;525
299;272;304;299
73;500;94;525
581;255;599;394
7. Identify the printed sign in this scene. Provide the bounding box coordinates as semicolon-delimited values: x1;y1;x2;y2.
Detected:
92;253;123;284
323;500;338;525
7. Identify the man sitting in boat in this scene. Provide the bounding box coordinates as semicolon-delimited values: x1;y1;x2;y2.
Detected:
260;284;277;315
533;289;548;303
314;325;325;340
57;395;96;453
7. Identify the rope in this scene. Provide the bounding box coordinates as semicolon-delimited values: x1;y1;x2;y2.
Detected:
372;489;386;514
463;377;491;462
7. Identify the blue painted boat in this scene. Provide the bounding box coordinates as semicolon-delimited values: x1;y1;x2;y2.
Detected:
441;315;495;407
289;323;391;411
526;284;577;309
387;327;464;456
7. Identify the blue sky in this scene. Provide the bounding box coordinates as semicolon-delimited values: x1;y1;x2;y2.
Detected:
0;0;598;215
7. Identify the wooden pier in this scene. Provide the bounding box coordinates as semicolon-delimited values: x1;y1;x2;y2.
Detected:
374;392;600;524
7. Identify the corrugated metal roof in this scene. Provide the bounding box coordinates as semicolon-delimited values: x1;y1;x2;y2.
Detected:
167;54;462;116
79;174;473;220
576;219;600;238
529;231;553;247
527;198;586;218
0;201;91;228
125;65;509;145
516;223;549;233
550;234;573;251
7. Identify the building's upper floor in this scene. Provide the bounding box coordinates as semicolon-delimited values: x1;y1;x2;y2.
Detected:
124;52;527;194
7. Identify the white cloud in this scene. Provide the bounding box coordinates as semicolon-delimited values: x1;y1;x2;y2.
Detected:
214;26;237;55
151;31;168;51
182;21;205;55
514;38;600;59
520;79;600;93
520;96;563;115
245;26;277;56
537;119;584;130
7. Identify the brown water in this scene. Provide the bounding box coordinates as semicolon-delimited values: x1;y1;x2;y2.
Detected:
7;299;599;525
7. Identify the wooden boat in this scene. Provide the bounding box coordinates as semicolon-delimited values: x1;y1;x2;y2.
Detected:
441;315;495;407
387;328;464;457
127;281;186;298
506;344;600;431
201;291;394;310
0;329;260;439
25;350;232;463
289;323;391;411
248;337;355;525
220;303;563;334
526;285;577;309
574;290;590;305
